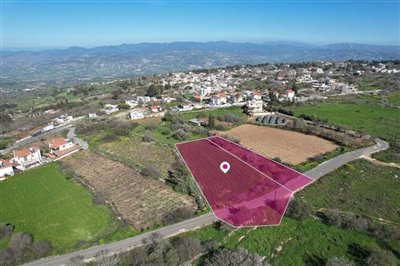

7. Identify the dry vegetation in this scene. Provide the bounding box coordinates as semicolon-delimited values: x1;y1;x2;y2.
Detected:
99;136;175;178
219;124;338;165
64;152;196;230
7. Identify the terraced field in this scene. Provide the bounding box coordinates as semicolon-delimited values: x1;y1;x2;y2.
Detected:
64;152;196;230
219;124;338;165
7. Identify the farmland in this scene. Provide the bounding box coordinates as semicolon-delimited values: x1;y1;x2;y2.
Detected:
0;164;114;252
218;124;338;165
64;152;197;230
99;136;175;178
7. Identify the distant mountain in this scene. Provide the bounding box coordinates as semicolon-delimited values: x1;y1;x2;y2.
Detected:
1;41;399;87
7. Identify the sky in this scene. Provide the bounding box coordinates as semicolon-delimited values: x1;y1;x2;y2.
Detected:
2;0;399;50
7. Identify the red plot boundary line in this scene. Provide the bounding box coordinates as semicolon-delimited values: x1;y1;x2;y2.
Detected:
205;138;294;192
207;136;315;193
176;142;293;228
175;138;299;228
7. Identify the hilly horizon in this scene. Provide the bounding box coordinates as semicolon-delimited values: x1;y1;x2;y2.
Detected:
2;41;399;89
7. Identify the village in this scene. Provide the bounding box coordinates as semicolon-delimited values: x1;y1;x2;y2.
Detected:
94;60;396;120
0;60;398;181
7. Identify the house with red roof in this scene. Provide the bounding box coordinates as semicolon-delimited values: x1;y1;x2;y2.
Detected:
11;147;42;171
211;92;227;105
48;137;81;160
149;105;163;113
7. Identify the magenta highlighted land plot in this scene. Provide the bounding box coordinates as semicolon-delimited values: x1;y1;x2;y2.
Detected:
176;136;314;227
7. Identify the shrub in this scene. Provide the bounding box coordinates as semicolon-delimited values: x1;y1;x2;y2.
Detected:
191;127;209;136
277;108;293;116
214;124;226;131
145;124;157;131
109;120;137;136
0;224;14;240
208;115;216;129
172;129;188;141
33;241;52;259
366;248;397;266
143;131;154;142
141;165;161;179
326;257;355;266
76;121;106;137
117;103;130;110
173;237;203;264
0;248;14;266
161;128;171;135
101;133;118;143
217;113;241;123
286;198;313;220
205;248;264;266
162;208;194;224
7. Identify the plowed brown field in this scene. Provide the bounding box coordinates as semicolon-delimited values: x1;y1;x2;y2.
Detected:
218;124;338;165
64;152;196;230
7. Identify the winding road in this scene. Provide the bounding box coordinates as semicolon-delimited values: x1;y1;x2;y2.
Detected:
0;117;85;156
25;138;389;266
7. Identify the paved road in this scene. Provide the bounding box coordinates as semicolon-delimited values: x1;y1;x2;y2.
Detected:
67;127;89;150
25;138;389;266
0;117;85;156
25;213;217;266
305;138;389;179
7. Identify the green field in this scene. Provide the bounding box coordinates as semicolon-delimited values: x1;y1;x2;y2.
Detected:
180;106;246;121
0;164;121;251
289;96;400;141
386;89;400;106
186;217;383;265
298;160;400;224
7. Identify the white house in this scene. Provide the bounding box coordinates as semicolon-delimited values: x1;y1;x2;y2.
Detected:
178;105;193;112
125;100;138;109
102;104;119;115
0;159;15;180
49;137;80;159
286;89;295;100
11;147;42;171
252;92;262;101
211;92;227;105
137;96;151;105
161;97;176;103
244;100;264;115
279;89;296;102
88;113;98;119
55;114;74;124
129;111;145;120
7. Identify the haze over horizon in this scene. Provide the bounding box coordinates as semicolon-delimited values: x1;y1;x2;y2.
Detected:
2;0;399;50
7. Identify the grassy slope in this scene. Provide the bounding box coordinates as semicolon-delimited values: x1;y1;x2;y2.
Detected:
186;217;382;265
0;164;112;251
187;159;399;264
298;159;400;224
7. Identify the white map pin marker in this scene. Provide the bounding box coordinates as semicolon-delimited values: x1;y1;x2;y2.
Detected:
220;161;230;174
